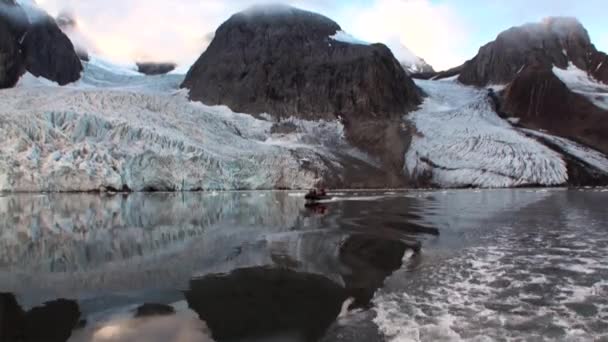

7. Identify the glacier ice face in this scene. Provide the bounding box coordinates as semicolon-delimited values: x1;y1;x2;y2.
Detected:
405;79;569;188
0;61;357;192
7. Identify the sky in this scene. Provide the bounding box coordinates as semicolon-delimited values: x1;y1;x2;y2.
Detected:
33;0;608;71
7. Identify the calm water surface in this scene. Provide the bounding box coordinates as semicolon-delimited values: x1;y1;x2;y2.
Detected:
0;189;607;341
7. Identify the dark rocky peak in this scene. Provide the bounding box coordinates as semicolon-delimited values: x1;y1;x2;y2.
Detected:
458;17;599;86
182;4;421;121
0;0;82;86
21;11;83;84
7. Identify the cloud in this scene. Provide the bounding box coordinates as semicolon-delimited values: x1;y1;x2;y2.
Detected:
342;0;470;70
34;0;344;67
34;0;468;70
31;0;608;71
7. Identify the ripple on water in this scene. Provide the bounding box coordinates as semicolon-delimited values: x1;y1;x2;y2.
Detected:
373;222;608;341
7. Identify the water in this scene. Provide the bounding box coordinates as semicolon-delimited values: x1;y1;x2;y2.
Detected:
0;189;606;341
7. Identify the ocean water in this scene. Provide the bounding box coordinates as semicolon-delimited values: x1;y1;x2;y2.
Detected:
0;189;606;341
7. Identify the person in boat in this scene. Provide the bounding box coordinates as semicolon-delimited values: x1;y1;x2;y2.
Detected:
305;187;328;200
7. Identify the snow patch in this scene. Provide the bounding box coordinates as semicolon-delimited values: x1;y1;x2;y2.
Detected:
405;80;568;188
330;31;370;46
553;62;608;110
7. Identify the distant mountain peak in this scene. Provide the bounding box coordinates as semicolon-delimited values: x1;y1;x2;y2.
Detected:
386;39;434;75
456;17;602;87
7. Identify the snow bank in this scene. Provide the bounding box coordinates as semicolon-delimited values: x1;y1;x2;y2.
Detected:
0;64;353;192
330;31;370;45
405;80;568;188
553;62;608;110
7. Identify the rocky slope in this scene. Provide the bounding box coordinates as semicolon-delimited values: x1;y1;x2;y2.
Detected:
0;0;81;87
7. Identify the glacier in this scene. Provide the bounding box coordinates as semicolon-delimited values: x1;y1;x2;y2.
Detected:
0;59;363;192
405;79;569;188
2;56;608;192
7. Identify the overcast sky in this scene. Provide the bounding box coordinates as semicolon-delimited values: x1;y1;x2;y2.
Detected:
35;0;608;71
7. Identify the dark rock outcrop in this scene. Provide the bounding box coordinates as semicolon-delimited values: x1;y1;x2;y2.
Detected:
21;13;82;85
0;1;82;87
0;16;23;88
0;0;26;88
0;293;81;342
136;62;176;75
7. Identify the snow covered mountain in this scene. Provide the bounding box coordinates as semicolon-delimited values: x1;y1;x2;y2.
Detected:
389;41;435;75
1;9;608;191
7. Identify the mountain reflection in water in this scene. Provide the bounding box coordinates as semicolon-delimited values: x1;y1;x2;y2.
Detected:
0;191;432;341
